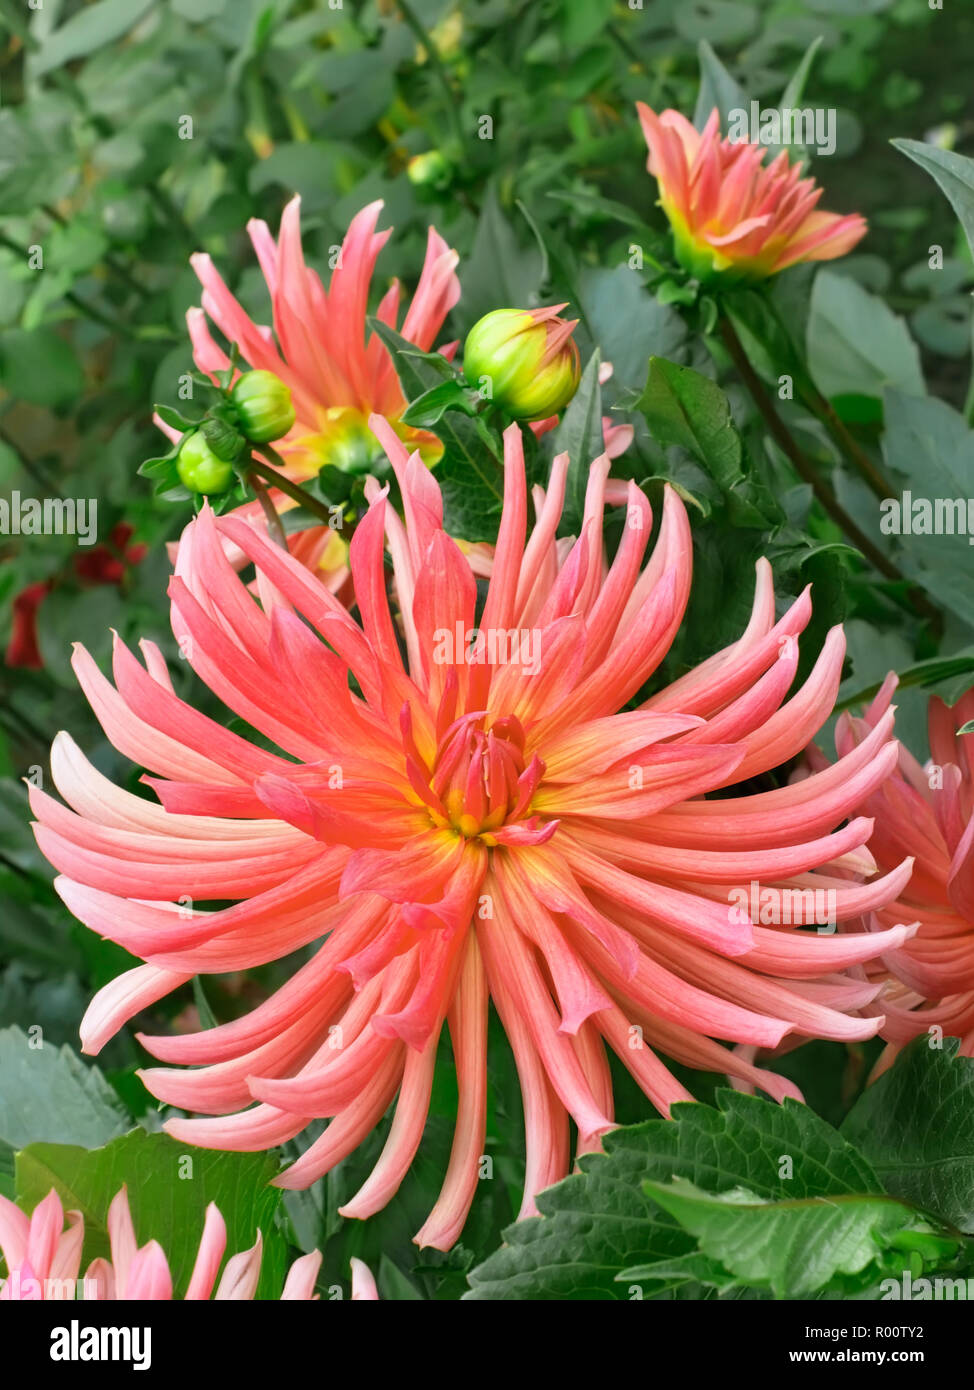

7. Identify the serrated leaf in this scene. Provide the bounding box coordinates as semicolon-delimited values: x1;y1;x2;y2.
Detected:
401;380;481;429
842;1038;974;1234
635;357;780;527
465;1091;882;1300
637;357;743;483
632;1178;934;1299
0;1026;131;1158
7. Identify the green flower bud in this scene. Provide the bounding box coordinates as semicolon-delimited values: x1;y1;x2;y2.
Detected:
201;414;247;463
406;150;451;189
462;306;581;421
230;370;296;444
176;432;235;495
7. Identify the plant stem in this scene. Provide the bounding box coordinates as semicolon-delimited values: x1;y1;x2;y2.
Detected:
246;450;335;527
247;468;289;550
758;293;896;500
719;316;942;631
798;379;893;501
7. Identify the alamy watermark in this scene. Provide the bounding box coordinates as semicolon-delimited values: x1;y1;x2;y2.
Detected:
432;623;541;675
726;102;836;157
880;491;974;545
728;881;837;932
0;491;98;546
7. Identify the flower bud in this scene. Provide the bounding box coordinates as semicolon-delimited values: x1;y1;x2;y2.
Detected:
230;370;296;444
462;305;581;421
407;151;451;189
177;432;235;495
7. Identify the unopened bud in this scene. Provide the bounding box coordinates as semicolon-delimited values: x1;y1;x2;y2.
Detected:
462;306;581;421
230;370;296;443
177;432;235;495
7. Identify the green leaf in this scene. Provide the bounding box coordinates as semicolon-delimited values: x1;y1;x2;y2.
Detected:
465;1091;882;1300
459;189;544;329
0;327;85;408
693;41;748;131
369;318;506;543
630;1178;943;1299
878;389;974;631
553;349;603;528
893;141;974;262
29;0;158;78
842;1038;974;1234
807;270;925;401
15;1131;287;1300
780;37;825;114
401;380;482;429
634;357;780;526
0;1027;131;1181
637;358;743;485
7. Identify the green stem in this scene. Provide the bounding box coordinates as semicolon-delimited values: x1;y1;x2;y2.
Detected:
759;294;896;501
248;469;289;550
798;379;893;501
0;418;62;496
246;450;335;528
719;316;942;634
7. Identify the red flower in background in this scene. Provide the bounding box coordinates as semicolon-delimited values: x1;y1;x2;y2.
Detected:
5;524;146;671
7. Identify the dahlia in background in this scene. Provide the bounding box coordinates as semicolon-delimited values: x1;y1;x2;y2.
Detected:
827;676;974;1067
32;419;912;1250
186;195;460;480
636;104;867;281
5;523;147;671
0;1186;320;1300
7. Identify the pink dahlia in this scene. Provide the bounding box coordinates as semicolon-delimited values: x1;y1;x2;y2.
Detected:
32;422;913;1249
0;1186;320;1300
824;676;974;1066
186;195;460;481
637;105;867;281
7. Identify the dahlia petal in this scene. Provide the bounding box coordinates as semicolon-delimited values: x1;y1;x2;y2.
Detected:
214;1232;262;1301
350;1257;380;1301
184;1204;227;1300
281;1250;323;1300
413;932;489;1249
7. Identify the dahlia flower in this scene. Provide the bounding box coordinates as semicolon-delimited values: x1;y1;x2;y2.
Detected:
824;676;974;1064
636;105;867;281
0;1185;320;1299
186;195;460;480
32;419;913;1249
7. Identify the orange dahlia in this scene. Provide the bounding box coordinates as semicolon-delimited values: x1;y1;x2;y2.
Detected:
32;422;911;1249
